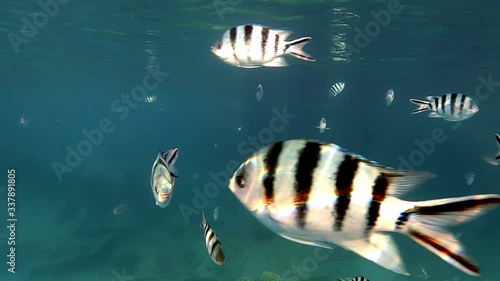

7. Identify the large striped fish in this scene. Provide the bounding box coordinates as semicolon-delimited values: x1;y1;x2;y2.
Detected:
201;210;225;265
409;93;479;121
211;24;315;68
228;139;500;276
150;148;179;208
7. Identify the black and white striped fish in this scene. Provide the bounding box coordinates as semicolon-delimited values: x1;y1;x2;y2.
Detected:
484;133;500;166
409;93;479;121
201;210;225;265
150;148;179;208
337;277;370;281
228;139;500;276
211;24;315;68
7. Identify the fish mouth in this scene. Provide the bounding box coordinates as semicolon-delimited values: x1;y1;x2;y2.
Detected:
158;193;170;202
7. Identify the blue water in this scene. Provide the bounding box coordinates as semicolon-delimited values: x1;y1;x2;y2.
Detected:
1;0;500;280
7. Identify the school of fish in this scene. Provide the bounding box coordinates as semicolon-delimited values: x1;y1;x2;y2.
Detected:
135;22;499;280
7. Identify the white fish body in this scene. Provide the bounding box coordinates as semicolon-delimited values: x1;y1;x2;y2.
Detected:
465;171;475;185
211;24;315;68
386;89;395;106
314;117;329;133
228;139;500;276
409;93;479;121
328;82;345;98
201;210;225;265
256;84;264;101
150;148;179;208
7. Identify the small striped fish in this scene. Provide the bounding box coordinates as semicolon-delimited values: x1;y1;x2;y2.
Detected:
314;117;329;133
150;148;179;208
327;82;345;98
228;139;500;276
409;93;479;121
337;277;370;281
211;24;315;68
484;134;500;166
465;171;475;186
201;210;225;265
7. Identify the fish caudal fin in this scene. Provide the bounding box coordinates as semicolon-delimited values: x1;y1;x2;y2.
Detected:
397;194;500;275
341;233;408;275
284;37;315;62
409;99;431;114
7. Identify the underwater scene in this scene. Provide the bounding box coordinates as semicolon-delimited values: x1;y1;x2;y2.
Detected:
1;0;500;280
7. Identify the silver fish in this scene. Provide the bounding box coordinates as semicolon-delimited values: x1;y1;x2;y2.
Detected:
201;210;225;265
386;88;395;106
228;139;500;276
337;277;370;281
211;24;315;68
327;82;345;98
256;84;264;101
213;206;220;221
150;148;179;208
483;134;500;166
314;117;330;133
409;93;479;121
465;171;475;186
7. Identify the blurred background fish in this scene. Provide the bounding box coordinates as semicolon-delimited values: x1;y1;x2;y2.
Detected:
327;82;345;98
20;114;30;127
386;88;395;106
113;204;128;215
465;171;475;185
213;206;219;221
314;117;329;133
256;84;263;101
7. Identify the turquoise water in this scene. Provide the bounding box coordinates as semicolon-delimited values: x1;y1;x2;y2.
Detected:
1;0;500;280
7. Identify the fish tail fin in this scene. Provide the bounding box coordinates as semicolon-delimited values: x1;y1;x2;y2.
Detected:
409;98;431;114
397;194;500;276
285;37;315;62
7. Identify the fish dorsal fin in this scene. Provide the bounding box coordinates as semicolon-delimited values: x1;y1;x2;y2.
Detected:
374;168;435;198
341;233;409;276
495;134;500;150
276;30;293;41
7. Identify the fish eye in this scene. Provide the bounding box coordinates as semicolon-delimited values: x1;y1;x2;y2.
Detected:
154;187;158;194
216;43;222;49
235;168;246;189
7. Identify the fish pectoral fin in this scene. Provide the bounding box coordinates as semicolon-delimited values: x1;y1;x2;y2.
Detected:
263;57;289;67
341;233;409;276
279;233;334;250
427;112;442;118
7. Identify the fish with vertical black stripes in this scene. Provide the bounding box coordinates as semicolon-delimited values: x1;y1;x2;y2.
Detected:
228;139;500;276
150;148;179;208
483;133;500;166
201;210;225;265
211;24;315;68
337;277;370;281
409;93;479;121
